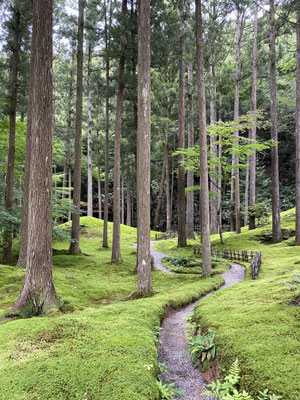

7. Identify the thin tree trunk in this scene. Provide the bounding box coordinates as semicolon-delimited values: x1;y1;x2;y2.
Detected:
218;65;223;237
244;155;249;226
68;167;72;222
154;156;166;231
62;166;66;200
69;0;84;254
2;0;20;264
232;8;242;234
177;0;186;247
170;135;175;228
186;62;194;239
165;132;171;232
98;162;102;219
111;0;127;262
12;0;60;315
121;174;124;225
249;4;258;230
137;0;152;293
87;43;93;217
195;0;212;276
209;3;218;235
103;0;112;248
269;0;281;243
126;179;131;226
296;12;300;246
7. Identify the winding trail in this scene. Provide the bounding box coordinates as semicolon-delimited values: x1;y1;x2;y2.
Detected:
150;240;245;400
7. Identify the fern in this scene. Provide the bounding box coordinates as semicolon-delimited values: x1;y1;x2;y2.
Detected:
202;360;281;400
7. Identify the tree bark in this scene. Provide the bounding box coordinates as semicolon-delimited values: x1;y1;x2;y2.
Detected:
12;0;60;315
195;0;212;276
177;0;186;247
2;0;20;264
295;12;300;245
121;174;125;225
232;7;242;234
97;162;102;219
68;167;72;222
209;2;218;235
154;156;166;231
137;0;152;293
69;0;84;254
165;132;171;232
87;43;93;217
126;179;131;226
244;155;249;226
249;3;258;230
186;62;194;239
111;0;127;262
103;0;112;248
269;0;281;243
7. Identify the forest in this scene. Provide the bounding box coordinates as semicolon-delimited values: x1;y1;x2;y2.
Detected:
0;0;299;399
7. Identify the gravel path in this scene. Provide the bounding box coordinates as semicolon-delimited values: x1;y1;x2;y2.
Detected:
151;241;245;400
150;241;174;274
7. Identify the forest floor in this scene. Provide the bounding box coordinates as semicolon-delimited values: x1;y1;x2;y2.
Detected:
0;209;299;399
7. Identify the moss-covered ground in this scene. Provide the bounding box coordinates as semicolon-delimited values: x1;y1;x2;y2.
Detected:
0;217;224;400
155;208;300;399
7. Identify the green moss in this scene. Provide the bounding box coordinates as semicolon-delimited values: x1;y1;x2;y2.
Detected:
0;217;224;400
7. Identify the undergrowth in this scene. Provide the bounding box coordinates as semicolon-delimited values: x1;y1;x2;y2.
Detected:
0;217;224;400
155;208;300;399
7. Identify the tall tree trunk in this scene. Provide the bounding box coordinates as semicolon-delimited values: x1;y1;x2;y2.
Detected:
68;167;72;222
97;162;102;219
269;0;281;243
249;4;258;230
126;179;131;226
87;43;93;217
154;156;166;231
186;62;194;239
232;8;242;234
209;3;218;235
103;0;112;248
12;0;60;315
244;155;249;226
196;0;212;276
137;0;152;293
218;65;223;237
69;0;84;254
165;132;171;232
111;0;127;262
121;174;124;225
296;12;300;246
177;0;186;247
2;0;20;264
170;135;175;227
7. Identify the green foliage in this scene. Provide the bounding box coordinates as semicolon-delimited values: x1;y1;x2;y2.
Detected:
183;327;216;371
202;360;281;400
247;201;271;227
0;217;225;400
165;255;188;268
279;271;300;291
156;380;184;400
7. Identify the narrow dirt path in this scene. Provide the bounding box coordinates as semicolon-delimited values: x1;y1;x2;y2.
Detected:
151;241;245;400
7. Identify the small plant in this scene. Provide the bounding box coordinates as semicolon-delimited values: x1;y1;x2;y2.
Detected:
158;362;170;374
149;325;163;344
156;380;184;400
202;359;282;400
157;362;184;399
279;271;300;290
183;328;216;371
166;255;188;268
